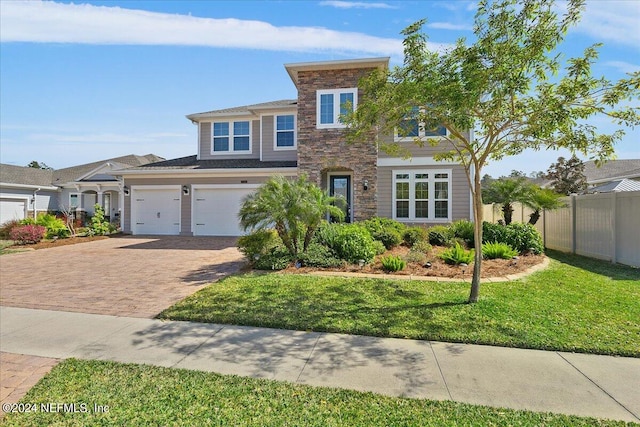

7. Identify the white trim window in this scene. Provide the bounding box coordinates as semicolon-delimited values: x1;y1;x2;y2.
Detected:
274;114;296;150
392;170;451;221
212;121;251;153
395;107;447;141
316;88;358;129
69;193;79;210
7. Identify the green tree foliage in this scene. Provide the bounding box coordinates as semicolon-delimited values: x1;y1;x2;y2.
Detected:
483;176;533;225
27;160;53;170
522;186;566;224
546;155;588;195
346;0;639;302
238;175;344;259
91;204;111;235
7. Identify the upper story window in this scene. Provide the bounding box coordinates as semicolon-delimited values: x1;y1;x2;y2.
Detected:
395;107;447;141
392;170;451;221
316;88;357;129
275;114;296;150
213;121;251;153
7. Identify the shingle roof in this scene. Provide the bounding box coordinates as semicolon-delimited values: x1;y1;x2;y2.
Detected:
52;154;165;184
584;159;640;183
0;164;54;186
587;178;640;193
186;99;297;120
123;155;297;171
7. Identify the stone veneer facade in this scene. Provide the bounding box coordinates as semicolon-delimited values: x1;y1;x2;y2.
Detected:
296;67;378;221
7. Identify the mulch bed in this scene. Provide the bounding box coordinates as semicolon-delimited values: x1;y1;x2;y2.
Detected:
9;235;109;250
286;245;546;279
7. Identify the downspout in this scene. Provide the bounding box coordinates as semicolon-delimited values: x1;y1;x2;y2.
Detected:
32;188;41;218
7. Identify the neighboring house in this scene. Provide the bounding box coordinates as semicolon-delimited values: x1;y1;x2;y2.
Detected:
586;178;640;193
584;159;640;187
117;57;472;236
0;154;164;225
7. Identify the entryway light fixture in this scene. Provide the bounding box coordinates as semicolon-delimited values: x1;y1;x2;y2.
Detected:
363;179;369;191
182;185;190;196
123;186;130;196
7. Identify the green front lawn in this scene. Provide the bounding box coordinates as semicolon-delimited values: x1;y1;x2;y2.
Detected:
2;359;628;426
160;251;640;357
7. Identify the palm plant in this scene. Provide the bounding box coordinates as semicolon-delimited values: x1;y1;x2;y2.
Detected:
522;187;566;225
483;177;533;225
238;175;344;259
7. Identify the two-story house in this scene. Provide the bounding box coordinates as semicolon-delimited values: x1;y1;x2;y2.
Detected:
118;57;472;236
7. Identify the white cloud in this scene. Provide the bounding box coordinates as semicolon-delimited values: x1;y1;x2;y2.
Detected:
426;22;472;31
319;1;396;9
576;0;640;48
604;61;640;74
0;1;422;57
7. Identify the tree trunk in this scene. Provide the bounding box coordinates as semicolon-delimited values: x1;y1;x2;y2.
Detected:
469;168;484;304
529;210;540;225
503;203;514;225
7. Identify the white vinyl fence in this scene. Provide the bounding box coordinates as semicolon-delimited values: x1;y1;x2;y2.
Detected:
483;191;640;268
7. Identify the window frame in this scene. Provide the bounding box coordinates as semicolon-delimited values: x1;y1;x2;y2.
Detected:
273;114;297;151
211;120;253;154
69;193;79;210
316;88;358;129
394;107;448;142
391;169;452;222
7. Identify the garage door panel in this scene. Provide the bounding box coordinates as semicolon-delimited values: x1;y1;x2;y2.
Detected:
1;199;27;224
132;189;181;235
193;188;253;236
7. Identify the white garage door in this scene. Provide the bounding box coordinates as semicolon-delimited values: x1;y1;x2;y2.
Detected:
131;188;181;235
193;187;255;236
0;198;27;225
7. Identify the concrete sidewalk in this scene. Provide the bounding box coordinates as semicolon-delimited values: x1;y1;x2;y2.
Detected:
1;306;638;423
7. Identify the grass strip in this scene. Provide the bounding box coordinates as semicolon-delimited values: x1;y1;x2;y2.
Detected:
2;359;631;426
159;251;640;357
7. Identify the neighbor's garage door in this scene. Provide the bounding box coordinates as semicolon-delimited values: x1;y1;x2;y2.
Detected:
193;187;255;236
0;198;26;224
131;188;181;235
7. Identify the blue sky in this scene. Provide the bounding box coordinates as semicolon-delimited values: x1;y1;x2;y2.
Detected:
1;0;638;177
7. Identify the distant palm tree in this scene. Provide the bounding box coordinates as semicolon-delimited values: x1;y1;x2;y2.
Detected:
522;187;566;225
238;175;344;259
483;177;532;225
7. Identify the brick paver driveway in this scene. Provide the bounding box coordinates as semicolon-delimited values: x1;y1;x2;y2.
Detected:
0;235;245;318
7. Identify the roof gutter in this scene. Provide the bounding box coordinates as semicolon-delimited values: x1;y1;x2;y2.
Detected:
0;182;59;191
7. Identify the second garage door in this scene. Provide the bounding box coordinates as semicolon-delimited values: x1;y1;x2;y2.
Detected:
193;187;255;236
0;198;27;224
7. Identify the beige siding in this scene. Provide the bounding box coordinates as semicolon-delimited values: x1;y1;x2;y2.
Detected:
377;165;470;225
261;115;297;162
377;130;472;159
198;120;260;160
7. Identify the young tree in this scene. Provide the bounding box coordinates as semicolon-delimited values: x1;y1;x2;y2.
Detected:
483;176;532;225
346;0;639;302
522;187;565;225
238;175;344;259
546;155;588;195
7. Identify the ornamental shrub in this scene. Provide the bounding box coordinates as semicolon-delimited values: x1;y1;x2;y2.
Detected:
428;225;452;246
0;219;21;239
411;240;433;254
403;226;428;247
439;242;475;265
330;224;377;264
449;219;475;245
91;204;111;236
298;243;344;268
238;229;280;262
482;242;519;260
380;255;406;272
363;217;406;249
36;213;69;239
9;224;46;245
372;228;403;249
253;246;292;270
482;221;507;246
503;222;544;254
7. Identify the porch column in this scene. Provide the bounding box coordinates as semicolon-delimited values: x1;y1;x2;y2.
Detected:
97;191;103;209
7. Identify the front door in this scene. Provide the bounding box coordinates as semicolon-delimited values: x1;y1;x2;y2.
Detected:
329;175;351;223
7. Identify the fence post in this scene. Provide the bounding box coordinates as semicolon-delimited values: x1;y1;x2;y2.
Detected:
611;192;617;264
571;195;577;254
